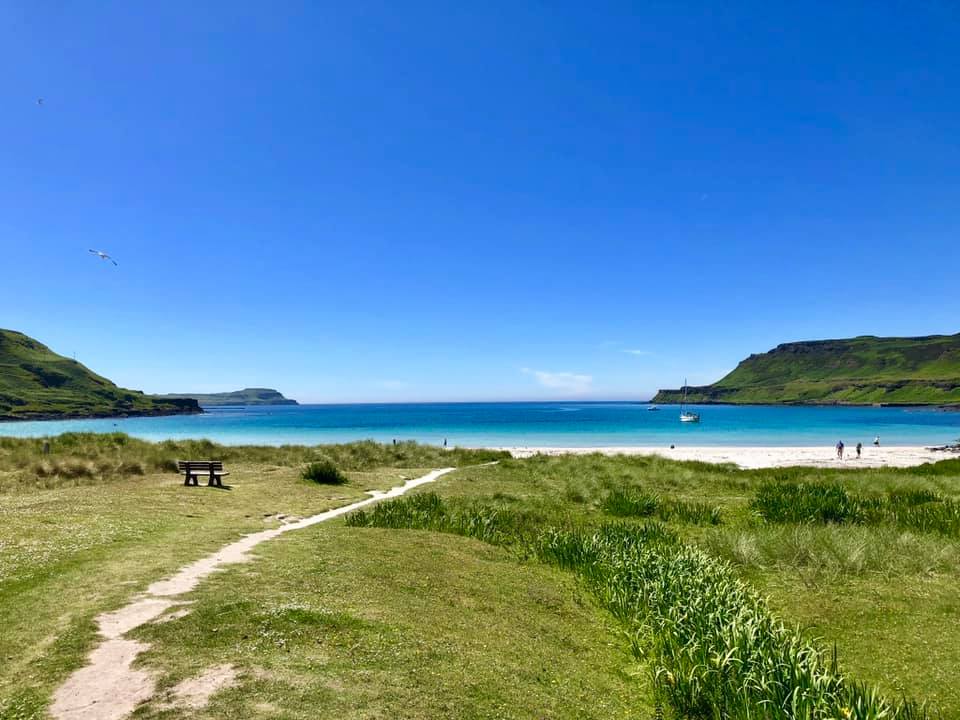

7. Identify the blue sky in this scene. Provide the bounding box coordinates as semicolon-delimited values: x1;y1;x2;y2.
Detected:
2;1;958;402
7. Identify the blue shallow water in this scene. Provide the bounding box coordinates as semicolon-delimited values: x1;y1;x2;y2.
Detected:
1;403;958;447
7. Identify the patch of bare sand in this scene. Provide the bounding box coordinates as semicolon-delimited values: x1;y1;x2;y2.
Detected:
49;468;455;720
165;664;238;710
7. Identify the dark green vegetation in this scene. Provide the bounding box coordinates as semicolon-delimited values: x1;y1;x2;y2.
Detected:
155;388;298;406
0;329;200;421
3;440;960;718
301;458;348;484
752;478;960;536
653;333;960;405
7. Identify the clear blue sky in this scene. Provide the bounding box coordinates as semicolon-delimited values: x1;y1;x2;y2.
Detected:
2;1;958;402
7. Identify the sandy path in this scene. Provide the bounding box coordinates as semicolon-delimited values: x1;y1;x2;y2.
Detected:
502;445;954;469
49;468;455;720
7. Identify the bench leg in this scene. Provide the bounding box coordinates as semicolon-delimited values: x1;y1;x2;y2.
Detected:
183;474;190;486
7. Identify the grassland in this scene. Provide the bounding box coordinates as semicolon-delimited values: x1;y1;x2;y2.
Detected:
2;436;959;718
0;329;199;420
653;333;960;405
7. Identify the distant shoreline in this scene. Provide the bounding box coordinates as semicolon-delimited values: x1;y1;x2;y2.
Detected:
499;445;958;469
652;400;960;410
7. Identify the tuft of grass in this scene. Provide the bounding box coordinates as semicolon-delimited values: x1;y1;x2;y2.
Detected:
301;458;347;485
753;481;960;538
602;489;721;525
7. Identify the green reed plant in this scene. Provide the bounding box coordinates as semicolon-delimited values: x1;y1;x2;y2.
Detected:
301;458;347;485
602;489;721;525
753;481;960;538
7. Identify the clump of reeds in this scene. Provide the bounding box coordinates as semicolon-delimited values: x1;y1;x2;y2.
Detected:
752;481;960;538
602;489;721;525
346;492;539;546
301;458;347;485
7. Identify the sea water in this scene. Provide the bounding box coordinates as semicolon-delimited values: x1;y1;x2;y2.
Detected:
1;403;958;447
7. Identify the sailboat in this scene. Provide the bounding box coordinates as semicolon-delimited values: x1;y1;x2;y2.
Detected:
679;378;700;423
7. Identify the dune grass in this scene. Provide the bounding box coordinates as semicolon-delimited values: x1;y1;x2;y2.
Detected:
0;433;506;492
3;439;960;717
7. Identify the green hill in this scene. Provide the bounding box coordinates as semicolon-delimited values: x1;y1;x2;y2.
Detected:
0;329;200;421
652;334;960;406
156;388;298;406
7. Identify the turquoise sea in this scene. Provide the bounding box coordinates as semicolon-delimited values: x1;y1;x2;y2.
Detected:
1;403;958;447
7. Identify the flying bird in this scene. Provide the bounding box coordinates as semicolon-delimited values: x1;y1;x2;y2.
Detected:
88;249;118;266
37;98;43;106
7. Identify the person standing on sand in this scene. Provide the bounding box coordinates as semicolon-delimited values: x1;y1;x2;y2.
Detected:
856;442;862;459
874;435;880;446
836;440;844;459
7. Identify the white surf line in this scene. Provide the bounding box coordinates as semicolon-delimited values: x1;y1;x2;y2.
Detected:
50;468;455;720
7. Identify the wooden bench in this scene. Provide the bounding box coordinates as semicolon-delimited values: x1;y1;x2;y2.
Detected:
178;460;229;487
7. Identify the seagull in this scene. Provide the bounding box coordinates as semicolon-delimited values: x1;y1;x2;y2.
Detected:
88;249;118;266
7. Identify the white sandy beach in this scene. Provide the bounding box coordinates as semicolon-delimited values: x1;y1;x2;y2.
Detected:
502;445;958;469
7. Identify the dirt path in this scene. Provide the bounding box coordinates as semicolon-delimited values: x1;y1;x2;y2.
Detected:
49;468;455;720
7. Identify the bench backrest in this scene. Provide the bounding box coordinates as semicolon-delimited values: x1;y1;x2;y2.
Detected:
177;460;224;471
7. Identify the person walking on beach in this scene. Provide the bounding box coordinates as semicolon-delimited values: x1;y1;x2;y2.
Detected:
856;442;862;459
836;440;844;459
874;435;880;447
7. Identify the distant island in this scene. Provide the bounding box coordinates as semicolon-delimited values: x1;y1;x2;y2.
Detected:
156;388;298;406
653;333;960;406
0;329;201;421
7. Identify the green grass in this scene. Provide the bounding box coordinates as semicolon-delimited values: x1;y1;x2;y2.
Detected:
129;526;647;719
349;453;960;715
653;333;960;405
3;440;960;717
301;458;348;484
0;433;507;492
752;479;960;537
0;435;504;718
349;497;926;718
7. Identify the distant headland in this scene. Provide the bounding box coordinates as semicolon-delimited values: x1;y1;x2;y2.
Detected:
156;388;298;407
653;333;960;406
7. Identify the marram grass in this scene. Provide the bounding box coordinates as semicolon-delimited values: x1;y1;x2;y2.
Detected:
752;480;960;538
348;493;927;720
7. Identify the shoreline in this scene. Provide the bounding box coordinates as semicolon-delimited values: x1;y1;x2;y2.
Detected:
498;445;959;469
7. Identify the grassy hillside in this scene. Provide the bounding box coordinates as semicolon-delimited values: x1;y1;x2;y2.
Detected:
653;333;960;405
156;388;298;406
0;329;199;421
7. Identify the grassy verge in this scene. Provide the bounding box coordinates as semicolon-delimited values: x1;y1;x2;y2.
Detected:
0;434;503;719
